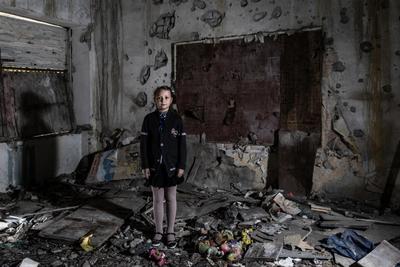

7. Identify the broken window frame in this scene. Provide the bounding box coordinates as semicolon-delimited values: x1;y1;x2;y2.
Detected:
0;12;75;142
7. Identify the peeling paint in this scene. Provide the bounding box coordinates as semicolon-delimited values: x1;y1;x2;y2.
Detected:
153;49;168;70
149;11;176;39
139;65;151;85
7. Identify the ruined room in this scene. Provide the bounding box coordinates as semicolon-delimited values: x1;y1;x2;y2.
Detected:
0;0;399;266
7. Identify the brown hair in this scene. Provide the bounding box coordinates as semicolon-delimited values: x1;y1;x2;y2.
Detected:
153;86;175;100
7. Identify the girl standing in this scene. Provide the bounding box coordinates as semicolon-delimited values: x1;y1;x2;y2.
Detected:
140;86;186;248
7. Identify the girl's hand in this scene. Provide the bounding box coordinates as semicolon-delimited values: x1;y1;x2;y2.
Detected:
143;168;150;179
177;169;184;177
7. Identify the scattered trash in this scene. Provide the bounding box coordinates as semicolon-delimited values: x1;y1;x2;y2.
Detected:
275;257;294;267
273;193;301;215
149;248;167;266
80;233;94;252
19;258;39;267
1;167;399;266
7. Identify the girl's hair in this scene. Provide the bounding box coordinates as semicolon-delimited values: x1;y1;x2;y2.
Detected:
153;86;175;99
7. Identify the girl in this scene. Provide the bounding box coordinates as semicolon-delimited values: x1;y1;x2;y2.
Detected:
140;86;186;249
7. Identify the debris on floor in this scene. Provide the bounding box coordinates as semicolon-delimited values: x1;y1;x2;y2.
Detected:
1;169;400;266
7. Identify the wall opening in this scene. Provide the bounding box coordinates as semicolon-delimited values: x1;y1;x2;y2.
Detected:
173;29;323;195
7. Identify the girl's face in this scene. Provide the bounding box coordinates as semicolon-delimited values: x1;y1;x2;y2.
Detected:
155;89;173;112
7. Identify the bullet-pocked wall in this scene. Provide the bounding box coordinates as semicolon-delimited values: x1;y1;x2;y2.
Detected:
90;0;400;208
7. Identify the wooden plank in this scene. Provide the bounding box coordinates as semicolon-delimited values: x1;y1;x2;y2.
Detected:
0;14;67;69
357;240;400;267
319;220;372;230
39;205;124;247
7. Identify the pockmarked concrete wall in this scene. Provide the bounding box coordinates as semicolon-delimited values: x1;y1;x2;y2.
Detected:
90;0;400;207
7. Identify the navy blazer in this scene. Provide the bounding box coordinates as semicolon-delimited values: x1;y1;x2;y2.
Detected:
140;109;187;177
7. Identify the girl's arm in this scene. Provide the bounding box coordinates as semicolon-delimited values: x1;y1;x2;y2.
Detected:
140;116;150;173
177;118;187;172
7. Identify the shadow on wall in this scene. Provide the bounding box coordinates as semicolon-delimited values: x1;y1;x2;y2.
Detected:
19;92;57;188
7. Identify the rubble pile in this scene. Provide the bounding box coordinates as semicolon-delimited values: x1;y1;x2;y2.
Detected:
1;142;400;266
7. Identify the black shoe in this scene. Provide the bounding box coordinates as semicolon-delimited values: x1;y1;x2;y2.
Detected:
152;232;163;247
166;233;177;249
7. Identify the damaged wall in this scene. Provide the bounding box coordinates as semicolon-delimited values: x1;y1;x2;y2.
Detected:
313;0;400;208
0;0;91;191
89;0;400;207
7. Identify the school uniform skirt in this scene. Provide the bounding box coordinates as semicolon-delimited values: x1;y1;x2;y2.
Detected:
149;164;184;188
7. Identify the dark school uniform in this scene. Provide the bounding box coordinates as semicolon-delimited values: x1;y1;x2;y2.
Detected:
140;109;187;187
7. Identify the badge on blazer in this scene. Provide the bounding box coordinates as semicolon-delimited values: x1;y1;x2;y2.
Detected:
171;128;178;137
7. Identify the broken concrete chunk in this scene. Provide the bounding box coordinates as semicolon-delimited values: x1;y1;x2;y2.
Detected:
154;49;168;70
270;6;282;19
192;0;206;11
149;11;175;39
244;242;282;261
273;193;301;215
201;10;224;27
240;0;248;7
357;240;400;267
134;92;147;107
139;65;151;85
253;11;267;21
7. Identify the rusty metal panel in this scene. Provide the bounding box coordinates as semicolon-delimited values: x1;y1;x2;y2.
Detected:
280;31;323;132
278;30;323;195
1;70;73;138
175;37;282;144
